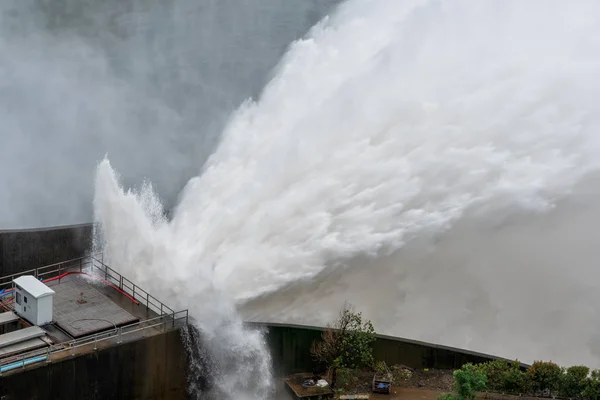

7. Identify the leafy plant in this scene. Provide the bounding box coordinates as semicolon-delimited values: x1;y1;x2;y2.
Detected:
438;393;459;400
527;361;562;395
439;363;487;400
583;370;600;400
476;360;510;391
310;302;376;388
476;360;527;394
501;361;528;395
560;365;589;398
374;360;390;376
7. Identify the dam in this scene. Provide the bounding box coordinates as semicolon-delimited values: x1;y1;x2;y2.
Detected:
3;0;600;397
0;225;520;399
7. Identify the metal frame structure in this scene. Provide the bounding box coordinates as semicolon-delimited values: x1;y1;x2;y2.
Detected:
0;254;189;374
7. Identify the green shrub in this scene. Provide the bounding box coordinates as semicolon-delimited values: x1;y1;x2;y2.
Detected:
439;363;487;400
336;368;360;389
454;364;487;400
583;370;600;400
438;393;459;400
501;361;528;395
374;360;389;376
477;360;510;391
560;365;589;398
527;361;562;394
476;360;527;394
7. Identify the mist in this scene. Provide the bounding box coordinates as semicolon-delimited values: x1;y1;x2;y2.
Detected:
0;0;341;229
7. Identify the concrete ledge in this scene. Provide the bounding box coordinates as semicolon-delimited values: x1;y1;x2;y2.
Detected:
0;326;45;348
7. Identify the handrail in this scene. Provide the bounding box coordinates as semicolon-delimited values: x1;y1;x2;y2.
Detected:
0;312;190;372
0;254;190;374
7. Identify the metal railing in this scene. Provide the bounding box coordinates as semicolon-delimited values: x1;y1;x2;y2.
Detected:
0;254;189;374
0;256;90;293
88;256;177;320
0;311;189;374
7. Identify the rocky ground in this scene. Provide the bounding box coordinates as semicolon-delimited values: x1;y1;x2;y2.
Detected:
334;365;454;395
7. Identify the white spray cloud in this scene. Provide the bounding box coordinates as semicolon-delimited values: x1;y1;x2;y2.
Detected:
0;0;340;229
95;0;600;396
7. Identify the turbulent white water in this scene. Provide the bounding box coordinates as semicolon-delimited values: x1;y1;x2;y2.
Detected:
94;0;600;396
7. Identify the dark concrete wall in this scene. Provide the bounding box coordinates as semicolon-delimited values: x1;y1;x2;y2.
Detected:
0;323;510;400
0;328;187;400
255;322;517;377
0;223;93;277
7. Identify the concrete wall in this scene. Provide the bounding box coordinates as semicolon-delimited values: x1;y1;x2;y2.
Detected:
0;224;93;277
0;328;187;400
0;324;509;399
256;322;516;377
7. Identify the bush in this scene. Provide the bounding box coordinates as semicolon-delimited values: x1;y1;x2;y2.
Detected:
583;370;600;400
502;362;528;395
560;366;589;398
310;303;376;388
527;361;562;394
476;360;527;394
439;363;487;400
455;364;487;400
374;360;389;376
477;360;510;391
438;393;459;400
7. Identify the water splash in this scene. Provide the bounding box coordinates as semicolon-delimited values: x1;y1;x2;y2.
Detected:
94;0;600;393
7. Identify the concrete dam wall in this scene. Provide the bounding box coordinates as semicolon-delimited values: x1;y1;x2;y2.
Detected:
258;322;514;377
0;323;507;400
0;224;511;399
0;224;93;277
0;327;188;400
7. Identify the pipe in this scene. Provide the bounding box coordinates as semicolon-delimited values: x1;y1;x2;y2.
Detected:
1;355;48;373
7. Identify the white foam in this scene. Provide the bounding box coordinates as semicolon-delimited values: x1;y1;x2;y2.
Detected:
94;0;600;394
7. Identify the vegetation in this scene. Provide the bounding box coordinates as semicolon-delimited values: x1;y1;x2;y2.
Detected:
561;366;590;398
583;370;600;400
439;363;487;400
527;361;562;394
438;359;600;400
476;360;527;394
310;302;376;388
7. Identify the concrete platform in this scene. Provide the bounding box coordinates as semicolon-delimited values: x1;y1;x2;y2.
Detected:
0;338;47;358
50;276;139;338
285;373;334;399
0;326;45;348
0;312;19;326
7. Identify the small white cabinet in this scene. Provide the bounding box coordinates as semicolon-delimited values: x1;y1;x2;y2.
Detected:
13;275;55;326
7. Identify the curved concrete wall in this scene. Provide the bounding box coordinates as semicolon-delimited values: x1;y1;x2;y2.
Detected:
252;322;519;377
0;323;510;400
0;223;93;277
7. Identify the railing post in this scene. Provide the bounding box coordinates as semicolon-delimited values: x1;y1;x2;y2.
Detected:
58;263;62;278
172;311;175;328
160;303;163;316
118;327;122;344
146;293;149;317
120;276;123;290
46;346;51;363
132;285;136;301
79;259;83;272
